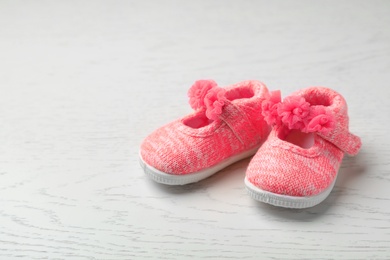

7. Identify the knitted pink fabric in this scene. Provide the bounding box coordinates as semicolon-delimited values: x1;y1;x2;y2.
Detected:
140;80;270;179
246;87;362;199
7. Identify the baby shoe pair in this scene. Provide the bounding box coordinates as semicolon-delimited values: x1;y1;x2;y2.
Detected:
139;80;362;208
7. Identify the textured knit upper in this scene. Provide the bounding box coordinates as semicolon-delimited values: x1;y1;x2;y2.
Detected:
246;87;362;197
140;80;270;175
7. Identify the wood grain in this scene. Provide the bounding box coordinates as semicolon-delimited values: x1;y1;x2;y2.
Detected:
0;0;389;259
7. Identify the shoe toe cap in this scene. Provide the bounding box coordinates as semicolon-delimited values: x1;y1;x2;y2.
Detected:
246;149;337;197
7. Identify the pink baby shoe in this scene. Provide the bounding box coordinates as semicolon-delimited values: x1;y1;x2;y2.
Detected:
140;80;270;185
245;87;362;208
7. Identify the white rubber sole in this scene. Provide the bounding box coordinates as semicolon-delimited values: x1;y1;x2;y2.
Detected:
244;176;337;209
140;146;260;185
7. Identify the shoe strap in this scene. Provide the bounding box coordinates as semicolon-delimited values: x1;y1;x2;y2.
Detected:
219;101;261;146
319;129;361;156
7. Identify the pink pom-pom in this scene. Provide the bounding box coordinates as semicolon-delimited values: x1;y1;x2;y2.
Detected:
277;96;310;130
204;87;227;120
306;110;335;134
262;90;282;126
188;80;217;110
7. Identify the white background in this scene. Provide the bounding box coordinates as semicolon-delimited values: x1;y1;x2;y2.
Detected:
0;1;389;259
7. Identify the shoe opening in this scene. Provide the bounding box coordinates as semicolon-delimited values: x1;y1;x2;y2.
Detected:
225;84;254;101
280;129;315;149
305;90;333;107
183;113;213;129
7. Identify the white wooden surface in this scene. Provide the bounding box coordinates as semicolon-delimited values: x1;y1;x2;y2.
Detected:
0;0;389;259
